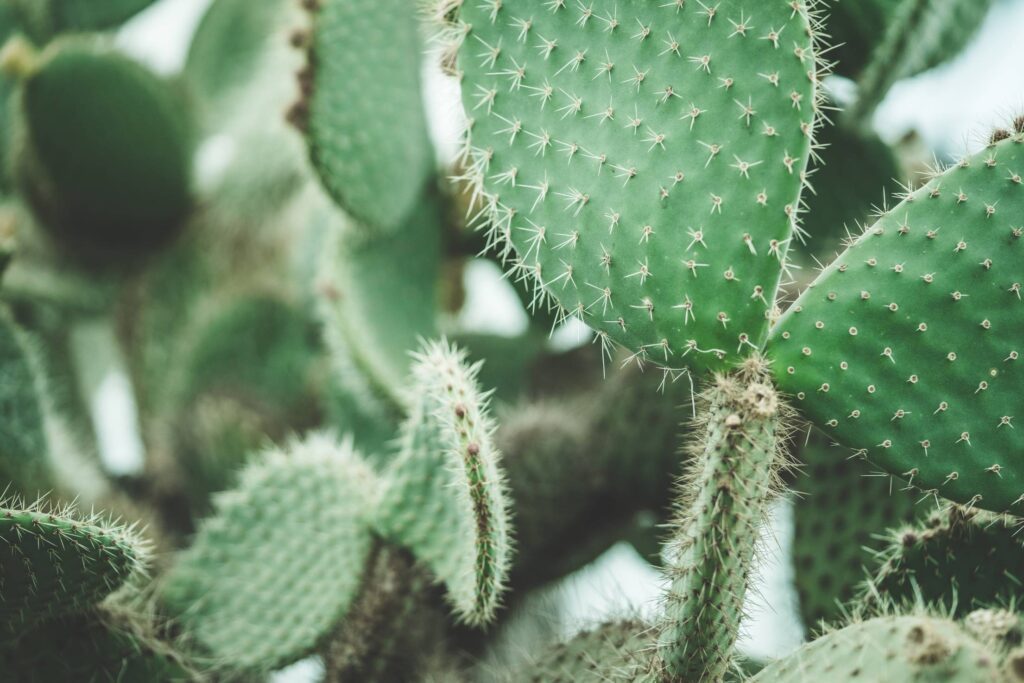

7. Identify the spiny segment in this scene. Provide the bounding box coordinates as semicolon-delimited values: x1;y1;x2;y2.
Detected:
160;434;377;672
863;506;1024;617
793;431;923;629
514;620;652;682
0;610;193;682
769;131;1024;513
655;357;793;682
445;0;826;374
295;0;434;232
0;496;150;639
374;339;512;626
0;308;53;496
750;614;1006;683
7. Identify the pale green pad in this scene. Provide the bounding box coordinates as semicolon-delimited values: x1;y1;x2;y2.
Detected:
515;620;650;682
0;310;52;495
455;0;818;373
0;504;148;637
375;340;512;625
751;615;1001;683
305;0;433;231
161;435;376;671
769;136;1024;512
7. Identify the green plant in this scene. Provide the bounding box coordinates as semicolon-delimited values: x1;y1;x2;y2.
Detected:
0;0;1020;681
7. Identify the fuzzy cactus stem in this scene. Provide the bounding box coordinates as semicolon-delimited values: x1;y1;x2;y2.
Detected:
655;357;791;682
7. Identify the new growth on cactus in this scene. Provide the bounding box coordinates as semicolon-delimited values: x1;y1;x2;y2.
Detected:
0;0;1022;680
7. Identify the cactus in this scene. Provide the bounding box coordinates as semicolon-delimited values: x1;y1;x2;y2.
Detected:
769;133;1024;514
3;38;193;260
655;358;792;681
0;0;1021;680
160;434;377;671
375;339;512;625
297;0;434;232
865;506;1024;617
793;431;923;628
0;610;192;682
446;0;822;374
0;497;149;637
750;613;1006;683
0;308;52;495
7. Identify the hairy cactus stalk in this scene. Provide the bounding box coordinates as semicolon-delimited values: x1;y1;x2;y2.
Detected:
655;358;791;682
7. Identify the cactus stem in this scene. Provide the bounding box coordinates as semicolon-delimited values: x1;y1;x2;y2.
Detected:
654;356;793;682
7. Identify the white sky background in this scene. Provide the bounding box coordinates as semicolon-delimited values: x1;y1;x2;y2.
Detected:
106;0;1024;679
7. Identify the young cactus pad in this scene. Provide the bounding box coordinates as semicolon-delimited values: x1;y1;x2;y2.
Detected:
750;614;1003;683
160;435;376;671
299;0;434;232
374;340;512;625
10;40;192;257
449;0;821;373
0;500;149;636
768;133;1024;513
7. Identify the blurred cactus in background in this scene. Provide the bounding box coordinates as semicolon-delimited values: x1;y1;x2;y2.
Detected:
0;0;1020;681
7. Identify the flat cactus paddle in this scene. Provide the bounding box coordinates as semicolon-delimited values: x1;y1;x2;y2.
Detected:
450;0;821;373
769;133;1024;513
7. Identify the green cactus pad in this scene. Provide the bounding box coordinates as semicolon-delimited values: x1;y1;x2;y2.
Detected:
657;361;788;681
161;434;376;671
317;188;441;413
865;506;1024;617
769;135;1024;513
793;432;922;629
0;309;53;496
375;340;512;625
0;500;149;637
451;0;821;373
751;614;1001;683
847;0;995;123
514;620;649;682
14;40;192;258
300;0;433;232
0;612;192;682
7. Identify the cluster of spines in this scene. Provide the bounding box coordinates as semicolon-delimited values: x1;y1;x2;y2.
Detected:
654;357;794;682
439;0;832;377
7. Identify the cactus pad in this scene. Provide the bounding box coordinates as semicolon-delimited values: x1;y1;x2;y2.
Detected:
793;432;922;629
375;340;512;625
14;40;192;258
300;0;433;232
0;500;149;637
866;506;1024;617
514;620;649;682
161;435;377;671
751;614;1001;683
769;134;1024;513
450;0;821;372
0;612;191;682
0;310;52;496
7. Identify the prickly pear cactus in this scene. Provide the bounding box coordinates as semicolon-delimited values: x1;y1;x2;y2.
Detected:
161;435;377;671
515;620;650;682
375;340;511;625
447;0;822;372
298;0;434;232
866;506;1024;616
751;614;1004;683
7;39;192;258
769;132;1024;513
793;433;922;628
0;499;149;637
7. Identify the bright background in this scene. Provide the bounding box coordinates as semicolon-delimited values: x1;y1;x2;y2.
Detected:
100;1;1024;679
